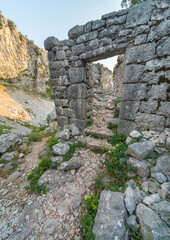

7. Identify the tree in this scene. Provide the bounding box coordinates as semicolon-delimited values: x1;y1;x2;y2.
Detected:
121;0;143;8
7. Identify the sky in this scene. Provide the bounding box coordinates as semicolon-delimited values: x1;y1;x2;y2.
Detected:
1;0;123;70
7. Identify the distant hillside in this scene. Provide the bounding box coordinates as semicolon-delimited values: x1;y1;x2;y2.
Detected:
0;14;50;97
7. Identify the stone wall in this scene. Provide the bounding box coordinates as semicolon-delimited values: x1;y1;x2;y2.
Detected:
113;55;124;97
45;0;170;134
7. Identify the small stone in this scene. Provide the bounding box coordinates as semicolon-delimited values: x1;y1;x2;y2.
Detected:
1;151;17;161
141;181;149;192
159;182;170;199
51;156;63;164
127;157;150;178
52;143;70;156
126;215;138;230
148;180;159;194
126;136;132;144
72;195;82;209
129;130;142;138
59;157;82;171
7;171;21;181
19;153;25;158
71;125;80;136
2;189;9;196
143;193;161;206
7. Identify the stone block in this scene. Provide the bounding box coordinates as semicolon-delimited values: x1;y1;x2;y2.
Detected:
151;7;170;21
76;31;98;44
70;118;86;132
158;102;170;116
93;191;127;240
53;50;66;60
44;36;59;50
119;101;139;120
122;84;147;101
123;64;144;83
60;157;82;171
57;116;69;128
99;37;112;47
136;203;169;240
126;0;152;28
125;186;136;215
71;99;86;119
125;42;156;64
118;119;136;135
92;19;105;30
139;100;158;114
49;60;69;71
86;39;99;51
147;83;168;100
127;157;150;177
157;37;170;57
54;99;70;107
72;43;85;55
136;113;166;132
68;84;86;99
128;141;155;160
141;71;161;84
84;21;92;33
68;25;84;39
63;108;75;118
134;34;147;45
145;57;170;71
106;15;126;26
147;20;170;42
132;25;149;37
69;67;85;84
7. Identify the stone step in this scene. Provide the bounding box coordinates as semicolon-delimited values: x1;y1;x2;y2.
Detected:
79;136;110;152
84;128;113;139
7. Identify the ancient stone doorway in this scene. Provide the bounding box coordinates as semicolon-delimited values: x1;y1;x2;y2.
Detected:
45;0;170;134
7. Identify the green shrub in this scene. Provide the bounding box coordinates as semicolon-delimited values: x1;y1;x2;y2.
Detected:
113;97;121;118
86;117;93;128
81;194;100;240
7;19;16;31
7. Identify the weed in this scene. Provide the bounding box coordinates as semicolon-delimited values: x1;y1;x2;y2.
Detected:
126;225;143;240
86;117;94;128
81;194;100;240
113;97;121;118
7;19;16;31
108;133;127;146
63;141;83;161
0;124;12;135
20;202;27;209
107;123;117;134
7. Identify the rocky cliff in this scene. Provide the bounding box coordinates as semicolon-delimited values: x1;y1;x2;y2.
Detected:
0;14;49;95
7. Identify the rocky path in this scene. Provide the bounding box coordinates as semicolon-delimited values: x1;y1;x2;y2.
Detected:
0;137;105;240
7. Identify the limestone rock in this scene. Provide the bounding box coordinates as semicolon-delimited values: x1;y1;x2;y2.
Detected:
136;203;170;240
151;172;167;184
93;190;127;239
50;156;63;165
1;151;17;161
126;215;138;230
129;130;142;138
159;182;170;199
156;155;170;181
38;169;73;191
127;157;150;178
52;143;70;156
59;157;82;171
0;134;21;154
150;201;170;227
56;129;70;141
7;171;22;181
71;125;80;136
124;186;136;215
143;193;161;206
134;187;143;205
127;141;155;160
72;195;82;209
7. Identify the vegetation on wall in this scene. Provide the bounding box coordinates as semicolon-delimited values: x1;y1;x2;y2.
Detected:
7;19;16;31
121;0;143;8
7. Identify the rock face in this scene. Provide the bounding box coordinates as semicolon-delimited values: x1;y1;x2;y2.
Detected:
45;0;169;134
0;14;49;95
93;190;127;239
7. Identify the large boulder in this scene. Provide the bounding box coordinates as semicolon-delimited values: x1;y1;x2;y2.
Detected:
0;134;21;154
136;203;170;240
56;129;70;141
93;190;128;240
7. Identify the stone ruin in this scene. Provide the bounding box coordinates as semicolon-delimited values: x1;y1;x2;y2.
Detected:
45;0;170;134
